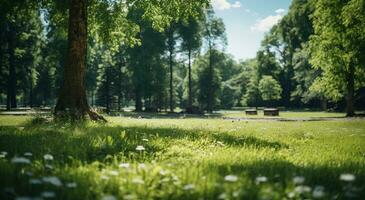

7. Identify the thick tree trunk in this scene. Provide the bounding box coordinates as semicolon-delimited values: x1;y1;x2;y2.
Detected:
346;64;355;117
55;0;105;121
169;48;174;112
6;23;17;111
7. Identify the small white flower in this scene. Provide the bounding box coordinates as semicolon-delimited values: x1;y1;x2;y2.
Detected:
41;191;56;198
123;194;136;200
24;152;32;157
340;173;355;182
119;163;130;168
216;141;225;146
136;145;145;151
224;175;238;182
295;185;311;194
108;170;119;176
29;178;42;185
255;176;268;184
159;169;168;176
66;182;77;188
138;163;146;169
11;157;31;164
42;176;62;187
45;164;53;170
101;195;117;200
142;138;149;142
293;176;305;185
183;184;195;190
132;177;145;184
313;186;325;199
43;154;54;161
218;193;227;199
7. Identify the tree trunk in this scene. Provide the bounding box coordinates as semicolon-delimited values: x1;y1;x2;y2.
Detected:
55;0;105;121
207;43;213;113
187;48;193;112
346;64;355;117
6;22;17;111
135;87;142;112
169;48;174;112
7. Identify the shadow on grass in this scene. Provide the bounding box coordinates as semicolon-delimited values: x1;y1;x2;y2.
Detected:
0;123;286;164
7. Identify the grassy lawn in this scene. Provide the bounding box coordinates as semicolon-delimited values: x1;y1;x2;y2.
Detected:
0;114;364;199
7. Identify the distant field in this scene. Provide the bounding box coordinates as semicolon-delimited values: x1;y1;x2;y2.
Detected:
0;115;364;199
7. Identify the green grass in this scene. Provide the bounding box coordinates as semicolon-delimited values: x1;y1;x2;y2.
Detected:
0;114;364;200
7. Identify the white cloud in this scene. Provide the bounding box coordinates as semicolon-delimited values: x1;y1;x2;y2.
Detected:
212;0;241;10
275;8;285;14
250;14;283;32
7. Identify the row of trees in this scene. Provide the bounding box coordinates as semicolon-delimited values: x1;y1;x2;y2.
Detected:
0;0;364;119
241;0;365;116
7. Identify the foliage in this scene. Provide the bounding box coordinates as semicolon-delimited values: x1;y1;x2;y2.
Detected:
258;76;282;103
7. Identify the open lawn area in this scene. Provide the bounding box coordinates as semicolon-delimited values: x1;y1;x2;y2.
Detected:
0;114;364;200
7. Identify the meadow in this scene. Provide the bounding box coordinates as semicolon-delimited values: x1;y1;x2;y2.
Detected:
0;113;364;200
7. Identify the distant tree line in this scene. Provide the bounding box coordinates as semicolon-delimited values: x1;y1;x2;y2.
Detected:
0;0;364;116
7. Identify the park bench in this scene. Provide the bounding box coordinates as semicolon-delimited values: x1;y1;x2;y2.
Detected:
264;108;279;116
245;109;258;115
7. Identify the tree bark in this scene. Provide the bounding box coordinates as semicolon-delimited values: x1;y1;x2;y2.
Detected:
55;0;105;121
187;48;193;112
207;42;213;113
169;47;174;112
346;64;355;117
6;22;17;110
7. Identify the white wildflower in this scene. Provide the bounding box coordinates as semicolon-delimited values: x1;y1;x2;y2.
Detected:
24;152;32;157
340;173;355;182
11;157;31;164
15;197;32;200
313;186;325;199
183;184;195;190
123;194;136;200
138;163;146;169
159;169;168;176
132;177;145;185
216;141;225;146
101;195;117;200
42;176;62;187
218;193;227;199
29;178;42;185
41;191;56;198
43;154;54;161
108;170;119;176
224;175;238;182
255;176;268;184
66;182;77;188
119;163;130;169
136;145;145;151
293;176;305;185
142;138;149;142
295;185;311;194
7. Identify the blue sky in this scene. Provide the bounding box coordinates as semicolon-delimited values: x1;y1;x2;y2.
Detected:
212;0;292;61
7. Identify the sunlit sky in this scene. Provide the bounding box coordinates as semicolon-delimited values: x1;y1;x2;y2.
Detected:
212;0;292;61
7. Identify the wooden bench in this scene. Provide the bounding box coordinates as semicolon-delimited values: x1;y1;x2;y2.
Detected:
245;109;258;115
264;108;279;116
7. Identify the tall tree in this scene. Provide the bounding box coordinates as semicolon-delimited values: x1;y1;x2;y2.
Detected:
179;16;203;113
309;0;365;116
202;9;226;113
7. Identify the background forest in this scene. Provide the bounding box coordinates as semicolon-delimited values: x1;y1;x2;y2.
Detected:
1;0;365;116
